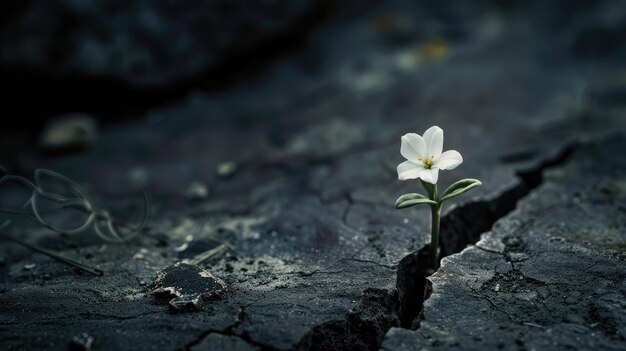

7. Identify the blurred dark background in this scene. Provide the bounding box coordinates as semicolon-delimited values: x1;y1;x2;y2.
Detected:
0;0;624;165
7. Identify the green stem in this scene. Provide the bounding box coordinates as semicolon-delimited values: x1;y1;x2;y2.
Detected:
421;180;441;271
429;183;440;270
430;203;441;270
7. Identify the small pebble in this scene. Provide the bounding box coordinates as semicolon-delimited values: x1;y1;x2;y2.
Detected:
216;161;237;178
39;114;98;152
174;242;190;252
185;181;209;200
24;263;36;270
133;248;149;260
69;332;94;351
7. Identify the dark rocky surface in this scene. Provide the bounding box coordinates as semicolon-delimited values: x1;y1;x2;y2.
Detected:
1;1;625;350
381;137;626;351
0;0;318;88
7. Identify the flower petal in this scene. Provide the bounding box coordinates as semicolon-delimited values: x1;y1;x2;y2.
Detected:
435;150;463;170
418;168;439;184
423;126;443;158
400;133;426;162
397;161;422;180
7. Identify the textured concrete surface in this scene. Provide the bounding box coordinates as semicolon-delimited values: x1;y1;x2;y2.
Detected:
0;1;625;350
381;137;626;350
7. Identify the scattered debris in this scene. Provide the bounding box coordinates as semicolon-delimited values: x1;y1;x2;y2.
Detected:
185;181;209;200
69;332;94;351
418;39;449;61
216;162;237;179
174;234;194;253
183;242;232;266
151;263;226;312
39;114;98;152
133;248;149;260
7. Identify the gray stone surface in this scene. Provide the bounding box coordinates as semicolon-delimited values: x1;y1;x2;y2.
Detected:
0;1;625;350
190;333;259;351
381;137;626;350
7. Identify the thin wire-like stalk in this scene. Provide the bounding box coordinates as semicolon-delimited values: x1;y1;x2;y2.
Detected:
0;228;103;276
0;167;152;276
0;168;150;242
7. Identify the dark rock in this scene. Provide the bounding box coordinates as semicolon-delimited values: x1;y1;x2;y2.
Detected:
151;263;226;312
381;137;626;350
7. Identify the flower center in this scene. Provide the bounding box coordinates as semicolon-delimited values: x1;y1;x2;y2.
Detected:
420;155;435;169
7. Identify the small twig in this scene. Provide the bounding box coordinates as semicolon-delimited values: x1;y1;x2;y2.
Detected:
0;229;103;276
183;242;232;266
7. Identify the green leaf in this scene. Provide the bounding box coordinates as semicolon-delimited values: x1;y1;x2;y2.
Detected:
395;193;438;209
439;179;482;202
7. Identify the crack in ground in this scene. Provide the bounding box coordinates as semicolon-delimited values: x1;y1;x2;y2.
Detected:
182;300;278;351
180;143;576;350
247;144;578;350
395;143;576;329
295;288;400;351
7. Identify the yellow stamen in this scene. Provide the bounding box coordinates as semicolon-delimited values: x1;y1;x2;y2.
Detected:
418;157;422;161
424;158;432;169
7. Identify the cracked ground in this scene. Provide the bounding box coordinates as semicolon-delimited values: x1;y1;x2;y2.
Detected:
1;1;625;350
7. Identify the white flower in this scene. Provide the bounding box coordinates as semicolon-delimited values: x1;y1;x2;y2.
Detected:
397;126;463;184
